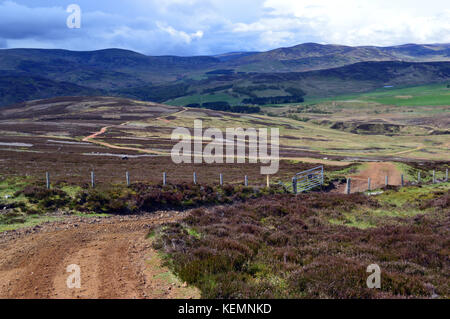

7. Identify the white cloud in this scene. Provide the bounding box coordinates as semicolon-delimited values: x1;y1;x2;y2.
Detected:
157;22;204;44
0;0;449;54
256;0;450;46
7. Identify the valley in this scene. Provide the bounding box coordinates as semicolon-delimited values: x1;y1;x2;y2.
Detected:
0;42;448;300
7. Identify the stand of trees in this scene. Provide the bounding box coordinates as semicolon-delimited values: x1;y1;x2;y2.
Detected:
242;95;304;105
232;85;281;98
234;86;306;105
185;102;260;113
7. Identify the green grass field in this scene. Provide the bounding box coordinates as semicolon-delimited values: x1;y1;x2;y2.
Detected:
166;83;450;109
302;83;450;107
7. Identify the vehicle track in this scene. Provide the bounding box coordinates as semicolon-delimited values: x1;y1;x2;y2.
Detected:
346;162;403;193
0;212;199;299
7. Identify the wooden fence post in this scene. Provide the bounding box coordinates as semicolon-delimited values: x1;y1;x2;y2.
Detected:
432;170;436;184
244;175;248;187
446;169;448;182
46;172;50;190
126;171;130;186
91;171;95;188
163;172;167;186
266;175;270;188
346;178;351;194
193;172;197;185
385;176;388;187
418;172;421;183
219;173;223;186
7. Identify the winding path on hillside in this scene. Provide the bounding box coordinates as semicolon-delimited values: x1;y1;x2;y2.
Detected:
155;106;188;123
81;107;189;155
389;145;425;156
82;127;167;155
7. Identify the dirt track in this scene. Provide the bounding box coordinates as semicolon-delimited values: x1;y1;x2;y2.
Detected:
0;212;199;299
82;124;166;155
347;162;403;193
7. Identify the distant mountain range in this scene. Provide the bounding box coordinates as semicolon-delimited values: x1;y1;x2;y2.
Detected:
0;43;449;107
223;43;450;72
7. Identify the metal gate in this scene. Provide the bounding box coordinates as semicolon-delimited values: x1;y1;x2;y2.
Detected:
292;166;324;193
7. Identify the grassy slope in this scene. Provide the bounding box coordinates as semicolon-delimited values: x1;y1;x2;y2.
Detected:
301;83;450;106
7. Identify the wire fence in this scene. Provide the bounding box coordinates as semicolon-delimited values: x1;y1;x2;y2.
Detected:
1;166;448;195
344;168;449;195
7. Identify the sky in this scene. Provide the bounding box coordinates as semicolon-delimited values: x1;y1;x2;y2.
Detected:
0;0;449;56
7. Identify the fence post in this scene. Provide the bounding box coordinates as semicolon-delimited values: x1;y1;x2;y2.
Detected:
219;173;223;186
446;169;448;182
432;170;436;184
266;175;270;188
418;172;421;183
346;178;351;194
385;176;388;187
321;166;324;185
292;177;297;194
244;175;248;187
401;174;404;187
91;171;95;188
126;171;130;186
367;177;371;191
163;172;167;186
193;172;197;185
46;172;50;190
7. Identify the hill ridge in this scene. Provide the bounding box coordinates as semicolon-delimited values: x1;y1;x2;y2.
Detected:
1;43;449;107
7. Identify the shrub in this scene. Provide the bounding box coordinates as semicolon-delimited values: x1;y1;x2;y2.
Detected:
15;185;70;213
